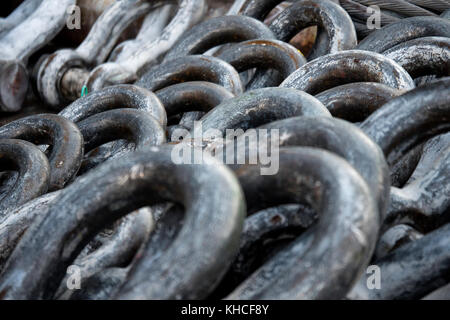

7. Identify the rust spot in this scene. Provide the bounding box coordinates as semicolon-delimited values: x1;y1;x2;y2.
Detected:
270;214;282;224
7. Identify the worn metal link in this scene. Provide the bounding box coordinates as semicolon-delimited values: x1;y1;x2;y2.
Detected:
0;0;448;301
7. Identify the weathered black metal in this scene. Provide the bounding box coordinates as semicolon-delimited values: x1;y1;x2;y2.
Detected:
255;116;390;221
210;203;317;298
375;224;423;260
59;84;167;173
164;15;276;61
349;223;450;300
56;209;154;300
216;39;307;89
382;36;450;79
0;147;245;300
281;50;415;94
0;191;61;272
136;55;244;96
212;117;390;297
0;0;448;301
0;114;84;191
77;109;166;174
268;0;357;59
0;139;50;215
59;84;167;127
155;81;234;118
315;82;403;122
226;147;378;299
361;77;450;167
385;132;450;233
361;78;450;240
199;87;331;136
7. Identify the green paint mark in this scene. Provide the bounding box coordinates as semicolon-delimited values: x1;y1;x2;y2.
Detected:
81;86;88;97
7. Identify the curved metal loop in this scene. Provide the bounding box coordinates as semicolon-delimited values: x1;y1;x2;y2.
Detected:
210;203;317;298
0;191;153;300
357;16;450;53
56;209;154;300
0;0;75;112
77;109;166;174
375;224;423;260
59;84;167;174
385;132;450;233
229;0;340;59
0;114;84;191
256;116;390;222
382;36;450;79
78;109;166;153
85;0;206;92
156;81;234;140
389;141;424;188
212;116;391;297
216;39;307;90
199;87;331;136
268;0;357;60
0;191;61;272
315;82;404;122
360;77;450;167
0;146;246;300
156;81;234;118
36;0;155;108
136;55;244;96
280;50;415;95
349;222;450;300
0;139;50;216
164;15;276;61
59;84;167;127
68;204;180;300
226;147;378;299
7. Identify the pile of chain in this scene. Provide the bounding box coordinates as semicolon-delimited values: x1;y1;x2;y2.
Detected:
0;0;449;300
